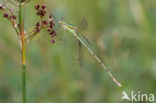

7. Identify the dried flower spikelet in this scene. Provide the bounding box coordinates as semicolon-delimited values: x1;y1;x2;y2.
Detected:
3;13;9;18
51;38;55;44
35;4;47;17
47;15;57;44
0;5;18;36
0;4;6;11
34;4;57;45
2;8;17;22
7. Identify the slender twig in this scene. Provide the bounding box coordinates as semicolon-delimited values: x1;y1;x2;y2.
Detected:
10;21;20;36
27;24;50;41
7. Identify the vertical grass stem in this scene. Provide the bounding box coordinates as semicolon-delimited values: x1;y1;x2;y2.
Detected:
19;0;26;103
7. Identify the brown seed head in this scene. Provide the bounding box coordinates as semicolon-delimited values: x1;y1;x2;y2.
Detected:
51;38;55;44
50;31;56;37
3;13;9;18
0;5;5;10
36;22;40;27
35;5;40;10
11;15;17;20
41;5;46;9
42;20;48;25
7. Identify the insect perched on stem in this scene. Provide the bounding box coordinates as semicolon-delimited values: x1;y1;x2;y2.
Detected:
59;20;122;87
0;1;123;102
65;17;91;67
77;17;92;65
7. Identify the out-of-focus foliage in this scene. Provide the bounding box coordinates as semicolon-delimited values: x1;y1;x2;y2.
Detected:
0;0;156;103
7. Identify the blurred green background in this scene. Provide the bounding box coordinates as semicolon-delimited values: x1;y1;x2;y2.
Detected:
0;0;156;103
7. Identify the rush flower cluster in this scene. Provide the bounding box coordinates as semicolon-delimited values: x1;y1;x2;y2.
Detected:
0;4;5;10
0;4;57;44
0;5;17;20
32;4;56;44
35;4;46;17
0;4;19;35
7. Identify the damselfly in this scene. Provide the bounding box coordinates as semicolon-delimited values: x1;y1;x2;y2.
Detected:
59;20;122;87
61;18;91;67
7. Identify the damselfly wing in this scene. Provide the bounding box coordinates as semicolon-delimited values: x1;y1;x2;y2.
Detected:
59;17;91;67
76;17;92;67
77;17;88;31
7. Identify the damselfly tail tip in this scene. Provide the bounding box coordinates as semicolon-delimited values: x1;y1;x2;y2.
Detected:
113;77;122;87
118;83;122;88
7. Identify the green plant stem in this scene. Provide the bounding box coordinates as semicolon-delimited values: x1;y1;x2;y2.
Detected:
19;0;23;28
21;34;26;103
22;64;26;103
19;0;26;103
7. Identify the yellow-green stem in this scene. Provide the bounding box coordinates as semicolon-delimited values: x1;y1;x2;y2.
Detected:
19;0;26;103
22;64;26;103
21;22;26;103
19;0;23;30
